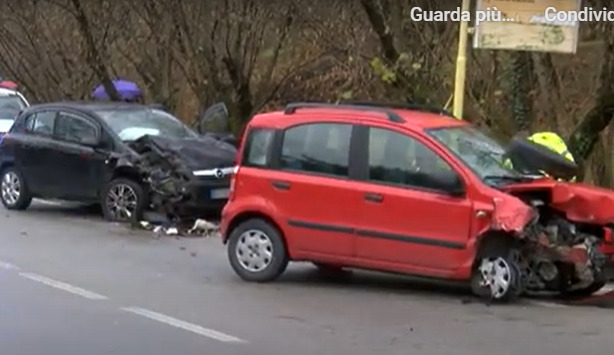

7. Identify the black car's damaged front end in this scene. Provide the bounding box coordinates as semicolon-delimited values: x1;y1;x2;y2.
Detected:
127;134;236;218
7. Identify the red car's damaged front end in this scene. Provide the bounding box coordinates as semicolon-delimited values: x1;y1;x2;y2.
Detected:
497;178;614;293
428;125;613;297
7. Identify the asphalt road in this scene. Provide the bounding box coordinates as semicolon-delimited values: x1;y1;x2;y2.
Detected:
1;201;613;355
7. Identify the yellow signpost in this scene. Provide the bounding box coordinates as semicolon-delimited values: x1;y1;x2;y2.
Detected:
453;0;471;119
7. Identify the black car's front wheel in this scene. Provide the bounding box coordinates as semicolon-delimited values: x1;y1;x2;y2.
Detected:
0;167;32;210
101;178;145;223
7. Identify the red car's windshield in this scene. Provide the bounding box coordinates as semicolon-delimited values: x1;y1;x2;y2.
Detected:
427;126;520;180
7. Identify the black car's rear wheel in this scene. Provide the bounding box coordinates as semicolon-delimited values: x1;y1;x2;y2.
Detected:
0;167;32;210
101;178;146;223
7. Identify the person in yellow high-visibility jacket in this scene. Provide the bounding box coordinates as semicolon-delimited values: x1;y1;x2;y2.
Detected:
504;131;576;182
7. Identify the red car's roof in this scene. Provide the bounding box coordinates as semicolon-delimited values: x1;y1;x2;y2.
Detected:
249;107;468;131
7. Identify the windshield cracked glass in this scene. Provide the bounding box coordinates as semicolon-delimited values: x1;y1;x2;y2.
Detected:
427;126;530;184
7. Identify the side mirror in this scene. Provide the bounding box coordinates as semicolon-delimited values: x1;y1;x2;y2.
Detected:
432;172;465;197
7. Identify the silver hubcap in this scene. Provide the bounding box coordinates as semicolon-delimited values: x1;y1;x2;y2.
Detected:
106;184;138;221
1;171;21;205
478;257;512;299
235;229;274;272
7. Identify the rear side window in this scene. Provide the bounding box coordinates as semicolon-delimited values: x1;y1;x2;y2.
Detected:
25;111;56;136
280;123;352;177
242;128;275;167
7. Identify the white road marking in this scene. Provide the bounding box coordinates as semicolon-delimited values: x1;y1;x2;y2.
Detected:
0;260;19;270
19;273;108;300
121;307;245;343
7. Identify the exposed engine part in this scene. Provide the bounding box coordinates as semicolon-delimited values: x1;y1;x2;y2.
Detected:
516;206;606;293
536;260;558;282
128;137;196;219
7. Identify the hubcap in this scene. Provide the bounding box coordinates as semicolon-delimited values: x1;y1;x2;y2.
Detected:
235;229;274;272
478;257;512;299
105;184;138;221
1;171;21;205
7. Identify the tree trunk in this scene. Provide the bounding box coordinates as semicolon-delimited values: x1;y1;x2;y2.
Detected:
509;51;534;131
568;31;614;164
69;0;120;101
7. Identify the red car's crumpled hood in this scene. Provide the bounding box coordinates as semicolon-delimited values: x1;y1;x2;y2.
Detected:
502;179;614;225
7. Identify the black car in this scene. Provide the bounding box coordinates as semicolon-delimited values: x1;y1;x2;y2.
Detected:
0;101;237;222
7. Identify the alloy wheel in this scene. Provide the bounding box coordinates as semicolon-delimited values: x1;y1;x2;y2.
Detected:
105;183;138;221
1;171;21;206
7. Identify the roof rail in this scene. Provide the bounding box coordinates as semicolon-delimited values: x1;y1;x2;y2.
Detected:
283;102;405;123
339;100;455;118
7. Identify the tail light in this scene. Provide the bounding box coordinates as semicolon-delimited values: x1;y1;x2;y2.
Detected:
228;166;239;201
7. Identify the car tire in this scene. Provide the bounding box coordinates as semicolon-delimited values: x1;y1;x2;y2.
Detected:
470;242;524;303
227;219;289;282
0;167;32;210
101;178;146;223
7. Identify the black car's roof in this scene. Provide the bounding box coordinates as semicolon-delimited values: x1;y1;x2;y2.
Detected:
27;101;151;112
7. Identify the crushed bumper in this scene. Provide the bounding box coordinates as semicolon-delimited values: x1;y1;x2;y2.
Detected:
182;176;230;210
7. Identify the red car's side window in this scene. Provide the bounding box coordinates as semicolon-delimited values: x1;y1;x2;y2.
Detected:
367;127;461;193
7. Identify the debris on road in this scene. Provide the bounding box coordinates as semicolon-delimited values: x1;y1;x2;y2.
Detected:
187;219;220;237
137;216;220;238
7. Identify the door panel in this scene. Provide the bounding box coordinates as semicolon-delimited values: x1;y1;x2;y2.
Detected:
50;140;107;200
271;121;357;257
355;182;472;270
16;111;58;196
52;112;106;200
15;134;57;196
354;126;474;271
270;171;360;257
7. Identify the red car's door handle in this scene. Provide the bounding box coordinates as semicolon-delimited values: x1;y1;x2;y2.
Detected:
364;193;383;203
272;181;291;190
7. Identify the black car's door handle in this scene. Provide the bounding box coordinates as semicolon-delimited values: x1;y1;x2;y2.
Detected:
364;192;383;203
272;181;291;190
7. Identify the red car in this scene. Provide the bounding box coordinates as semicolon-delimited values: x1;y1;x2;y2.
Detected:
220;102;614;302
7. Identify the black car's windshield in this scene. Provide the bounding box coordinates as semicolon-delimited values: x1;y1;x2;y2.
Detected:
96;108;198;141
427;126;525;183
